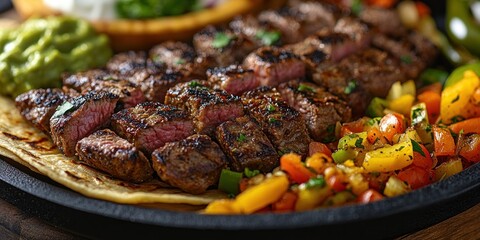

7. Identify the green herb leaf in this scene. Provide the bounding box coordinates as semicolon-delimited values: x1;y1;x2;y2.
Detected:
401;55;413;64
450;115;465;123
175;58;186;65
237;133;247;142
256;30;281;46
411;139;426;157
188;80;201;88
351;0;363;16
52;101;74;119
344;80;357;94
297;83;316;92
305;176;326;189
212;32;233;49
355;138;364;149
244;168;260;178
266;104;276;112
411;107;425;125
269;117;277;123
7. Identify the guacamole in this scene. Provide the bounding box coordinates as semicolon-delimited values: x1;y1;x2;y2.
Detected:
0;16;112;97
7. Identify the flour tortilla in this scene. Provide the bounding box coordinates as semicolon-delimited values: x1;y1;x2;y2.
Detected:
0;95;227;205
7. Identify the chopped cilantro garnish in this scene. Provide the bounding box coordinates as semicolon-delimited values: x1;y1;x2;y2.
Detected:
212;32;233;49
344;80;357;94
267;104;276;112
411;107;425;125
401;55;413;64
297;83;316;92
450;115;465;123
175;58;186;65
355;138;364;148
351;0;363;16
256;30;281;46
52;101;74;119
188;80;201;88
237;133;247;142
269;117;277;123
411;139;426;157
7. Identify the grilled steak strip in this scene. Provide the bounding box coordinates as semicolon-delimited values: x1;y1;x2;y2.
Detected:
279;80;351;142
206;65;259;96
62;69;145;110
165;81;245;136
193;25;257;67
243;46;306;87
76;129;154;183
149;41;212;80
151;134;227;194
15;88;71;134
111;102;194;155
242;86;311;156
215;116;278;173
50;91;119;157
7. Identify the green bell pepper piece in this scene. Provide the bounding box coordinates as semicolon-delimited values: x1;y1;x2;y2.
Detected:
446;0;480;57
444;62;480;88
365;97;388;118
218;169;243;195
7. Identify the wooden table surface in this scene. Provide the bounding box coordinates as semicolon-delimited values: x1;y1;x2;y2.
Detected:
1;5;480;240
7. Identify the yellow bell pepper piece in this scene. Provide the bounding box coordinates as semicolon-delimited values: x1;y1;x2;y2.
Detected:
294;185;331;211
204;199;241;214
235;175;289;214
389;94;415;116
384;175;410;197
363;140;414;172
434;158;463;182
441;70;480;124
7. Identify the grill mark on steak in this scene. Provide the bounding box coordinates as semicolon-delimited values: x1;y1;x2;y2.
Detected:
15;88;71;134
62;69;145;110
278;80;351;142
165;81;245;136
215;116;278;173
206;65;259;96
151;134;227;194
111;102;194;155
50;91;119;157
242;87;311;156
76;129;154;183
243;46;306;87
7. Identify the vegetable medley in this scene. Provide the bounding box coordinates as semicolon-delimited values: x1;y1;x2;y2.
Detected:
203;1;480;215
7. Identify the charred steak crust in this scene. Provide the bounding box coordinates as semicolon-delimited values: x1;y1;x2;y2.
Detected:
243;46;306;87
62;69;145;110
206;65;259;96
50;91;119;157
76;129;154;183
242;87;311;156
215;116;278;173
110;102;194;154
278;80;351;142
151;134;227;194
165;81;245;136
15;88;70;134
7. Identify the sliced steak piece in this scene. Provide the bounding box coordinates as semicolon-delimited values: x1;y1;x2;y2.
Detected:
229;14;283;47
193;25;257;67
149;41;211;80
111;102;194;155
206;65;259;96
257;9;304;44
215;116;278;173
372;31;438;80
278;80;351;142
243;46;306;87
242;87;311;156
62;69;145;110
359;6;408;37
15;88;70;134
313;48;405;118
106;51;149;76
137;70;187;103
284;0;337;36
50;91;119;157
165;81;245;136
151;134;227;194
76;129;153;183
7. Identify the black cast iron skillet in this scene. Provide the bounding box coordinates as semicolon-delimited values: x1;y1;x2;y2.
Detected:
1;1;479;239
